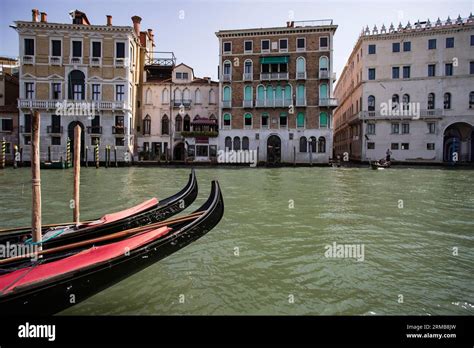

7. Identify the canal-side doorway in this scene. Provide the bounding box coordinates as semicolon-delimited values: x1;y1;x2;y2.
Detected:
174;142;185;161
67;121;85;162
443;122;473;162
267;135;281;165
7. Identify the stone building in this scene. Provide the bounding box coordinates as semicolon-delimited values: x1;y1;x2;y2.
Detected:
334;15;474;163
14;9;152;163
215;20;338;165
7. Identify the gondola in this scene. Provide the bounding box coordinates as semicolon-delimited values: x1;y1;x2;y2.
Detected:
0;170;198;249
370;160;391;170
0;181;224;315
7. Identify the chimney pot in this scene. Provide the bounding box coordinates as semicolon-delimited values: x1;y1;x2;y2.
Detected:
40;12;47;23
106;15;112;26
131;15;142;36
32;9;39;22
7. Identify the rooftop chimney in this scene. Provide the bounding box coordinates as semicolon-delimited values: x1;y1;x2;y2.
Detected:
106;15;112;26
286;21;294;28
32;9;39;22
131;16;142;37
40;12;47;23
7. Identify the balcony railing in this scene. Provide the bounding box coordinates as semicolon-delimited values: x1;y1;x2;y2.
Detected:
173;99;192;108
358;109;444;119
221;101;232;108
70;57;83;65
49;56;61;66
319;98;338;107
22;55;34;65
255;100;266;108
90;57;102;66
47;126;63;134
243;73;253;81
18;99;129;111
296;98;307;107
319;70;329;79
260;72;289;81
296;72;307;80
115;58;126;67
20;125;31;134
243;100;253;108
420;109;443;117
87;126;103;134
112;126;126;135
222;74;232;82
255;99;292;108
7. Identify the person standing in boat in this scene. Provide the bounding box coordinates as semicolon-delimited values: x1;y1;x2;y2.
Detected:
386;148;392;162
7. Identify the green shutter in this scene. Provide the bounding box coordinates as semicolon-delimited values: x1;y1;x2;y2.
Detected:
244;113;252;119
223;113;231;121
257;85;265;101
320;112;328;127
260;56;289;64
297;112;305;127
266;86;274;101
244;86;252;101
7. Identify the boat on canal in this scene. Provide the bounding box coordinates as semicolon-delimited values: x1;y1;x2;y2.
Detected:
0;181;224;315
370;160;391;170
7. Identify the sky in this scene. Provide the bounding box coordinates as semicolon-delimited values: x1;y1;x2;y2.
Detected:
0;0;472;80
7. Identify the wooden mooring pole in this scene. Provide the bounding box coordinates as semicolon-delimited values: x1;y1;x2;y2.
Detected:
73;125;81;224
1;137;5;169
31;110;42;248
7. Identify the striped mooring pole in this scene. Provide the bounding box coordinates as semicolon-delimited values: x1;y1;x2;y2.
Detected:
66;137;71;167
13;144;19;169
95;144;99;169
1;138;5;169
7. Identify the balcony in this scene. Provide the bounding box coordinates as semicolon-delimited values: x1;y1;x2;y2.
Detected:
255;100;266;108
296;98;307;107
18;99;129;111
22;55;34;65
87;126;103;134
172;99;192;108
90;57;102;67
319;98;338;107
358;109;444;120
20;125;31;134
420;109;444;117
222;74;232;82
260;72;289;81
243;73;253;81
49;56;61;66
112;126;127;135
243;100;253;108
296;72;307;80
115;58;126;67
221;101;232;108
319;70;329;79
47;126;63;134
70;57;83;65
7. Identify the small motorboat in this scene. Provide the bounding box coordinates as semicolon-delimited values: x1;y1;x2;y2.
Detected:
0;181;224;315
371;160;391;170
0;170;198;249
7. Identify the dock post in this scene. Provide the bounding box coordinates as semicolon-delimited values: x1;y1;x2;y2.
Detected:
85;146;88;167
66;137;71;168
73;125;81;224
20;147;23;167
1;137;5;169
95;144;99;169
105;146;108;168
114;146;118;167
293;146;296;166
13;145;18;169
48;146;51;162
31;110;42;250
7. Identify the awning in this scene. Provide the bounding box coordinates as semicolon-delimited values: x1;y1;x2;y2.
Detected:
223;114;231;121
261;112;269;117
244;113;252;119
260;56;289;64
191;118;217;125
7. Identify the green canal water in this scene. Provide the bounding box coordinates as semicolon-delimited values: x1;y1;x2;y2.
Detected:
0;166;473;315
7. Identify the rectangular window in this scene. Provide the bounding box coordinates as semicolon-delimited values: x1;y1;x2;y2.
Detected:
428;39;437;49
401;143;409;150
319;37;328;49
51;136;61;146
279;39;288;52
52;83;61;99
392;42;400;52
24;136;31;145
403;41;411;52
92;84;101;101
176;72;182;79
367;123;375;135
445;63;453;76
1;119;13;131
297;38;305;51
367;142;375;149
403;66;411;78
73;84;83;100
427;143;435;150
368;44;376;54
402;123;410;134
471;35;474;46
115;137;125;146
428;64;436;77
446;37;454;48
24;114;32;133
244;41;253;53
92;41;101;57
116;42;125;58
470;61;474;75
24;38;34;55
72;41;82;57
391;143;399;150
182;72;189;79
261;115;268;127
261;40;270;52
279;114;287;127
223;42;231;53
392;67;400;79
91;115;100;128
116;85;125;101
391;123;400;134
428;122;436;134
25;82;34;99
51;40;61;57
368;68;376;80
196;145;209;157
91;137;100;146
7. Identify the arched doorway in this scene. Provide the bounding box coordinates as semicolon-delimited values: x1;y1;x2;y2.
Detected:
267;135;281;165
68;121;85;162
173;142;185;161
443;122;473;162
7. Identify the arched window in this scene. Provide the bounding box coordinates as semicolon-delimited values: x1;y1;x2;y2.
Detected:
223;113;231;128
223;60;232;79
402;94;410;111
470;91;474;109
161;115;169;135
320;112;328;128
242;136;249;150
183;88;190;102
368;95;375;111
297;85;305;105
244;60;252;79
318;137;326;153
296;112;305;128
162;88;169;104
244;113;252;128
174;88;182;102
444;93;451;109
195;89;202;104
319;56;329;72
275;85;283;105
296;57;306;73
428;93;435;110
310;136;317;153
233;137;241;151
209;89;216;104
284;85;292;105
183;115;190;131
68;70;85;100
175;114;182;132
299;136;307;152
319;83;328;100
266;85;274;106
225;136;232;150
256;85;265;106
392;94;399;110
223;86;231;101
145;88;152;104
244;85;252;101
143;115;151;135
